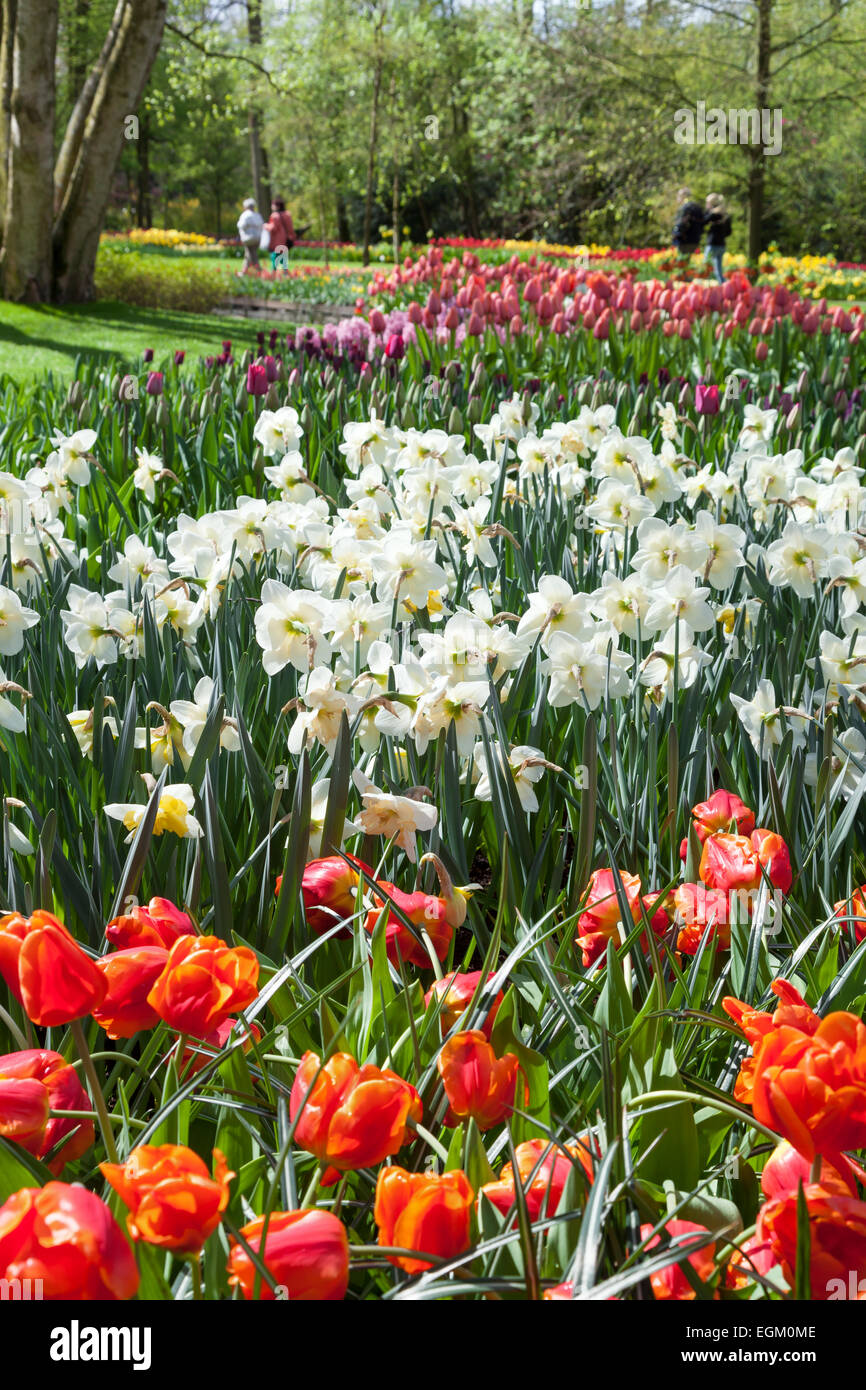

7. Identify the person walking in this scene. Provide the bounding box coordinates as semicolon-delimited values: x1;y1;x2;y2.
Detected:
671;187;704;261
237;198;263;271
703;193;732;283
264;198;296;271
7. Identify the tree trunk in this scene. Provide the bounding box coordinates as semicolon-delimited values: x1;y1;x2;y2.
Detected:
248;110;270;211
67;0;91;104
362;52;383;266
0;0;57;301
246;0;270;212
392;163;400;264
336;190;351;243
54;0;125;216
136;108;151;228
748;0;772;260
53;0;167;302
0;0;17;240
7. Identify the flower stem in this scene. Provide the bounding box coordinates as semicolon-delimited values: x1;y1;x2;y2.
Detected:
70;1016;120;1166
188;1256;203;1301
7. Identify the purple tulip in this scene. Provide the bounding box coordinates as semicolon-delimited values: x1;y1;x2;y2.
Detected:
384;333;404;360
695;383;720;415
263;354;278;383
142;348;154;364
246;362;268;395
145;371;164;396
174;350;185;366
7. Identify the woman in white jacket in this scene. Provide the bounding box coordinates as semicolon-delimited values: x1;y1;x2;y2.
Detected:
237;198;264;270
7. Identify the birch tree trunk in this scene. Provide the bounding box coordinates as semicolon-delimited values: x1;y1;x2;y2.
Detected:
53;0;167;302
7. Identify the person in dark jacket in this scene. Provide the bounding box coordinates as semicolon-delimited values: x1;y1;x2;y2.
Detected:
672;187;704;259
703;194;732;282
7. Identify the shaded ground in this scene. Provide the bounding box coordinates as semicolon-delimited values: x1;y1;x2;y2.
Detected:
0;301;301;381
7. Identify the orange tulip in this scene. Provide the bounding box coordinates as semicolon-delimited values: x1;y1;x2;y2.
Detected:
146;934;259;1038
750;828;792;894
683;789;755;856
106;897;194;950
756;1183;866;1299
0;1182;139;1300
0;1048;94;1174
437;1030;526;1130
639;1218;720;1300
481;1136;596;1220
92;946;168;1039
374;1165;474;1273
698;833;761;893
723;979;821;1106
227;1209;349;1300
834;885;866;943
748;1011;866;1161
290;1051;422;1176
425;970;503;1039
364;885;453;967
0;910;107;1026
101;1144;233;1253
575;867;642;968
543;1281;575;1299
699;829;791;896
673;882;732;955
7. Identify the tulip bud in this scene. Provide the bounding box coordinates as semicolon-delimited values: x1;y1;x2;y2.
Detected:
447;406;464;434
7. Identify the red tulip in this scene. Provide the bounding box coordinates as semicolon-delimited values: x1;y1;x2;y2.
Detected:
575;867;642;967
227;1209;349;1300
92;946;168;1039
424;970;502;1038
756;1183;866;1299
481;1136;596;1220
0;910;106;1026
639;1219;719;1300
681;790;755;860
364;884;453;967
0;1048;93;1174
436;1030;526;1130
834;885;866;943
0;1182;139;1300
297;855;373;937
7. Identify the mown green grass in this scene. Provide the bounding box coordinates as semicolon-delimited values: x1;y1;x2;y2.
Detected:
0;300;296;381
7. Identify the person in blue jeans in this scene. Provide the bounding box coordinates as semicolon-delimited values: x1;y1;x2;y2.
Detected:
704;193;732;282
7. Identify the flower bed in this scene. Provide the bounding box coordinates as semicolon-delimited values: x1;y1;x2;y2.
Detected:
0;301;864;1305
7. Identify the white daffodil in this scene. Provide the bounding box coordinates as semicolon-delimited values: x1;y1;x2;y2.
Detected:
639;623;712;703
170;676;241;757
738;405;778;451
472;742;559;813
305;779;361;860
255;579;334;675
105;782;203;841
0;584;38;655
731;678;808;756
254;406;303;459
132;448;165;504
351;768;438;862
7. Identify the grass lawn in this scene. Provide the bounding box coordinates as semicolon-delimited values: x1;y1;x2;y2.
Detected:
0;300;302;382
